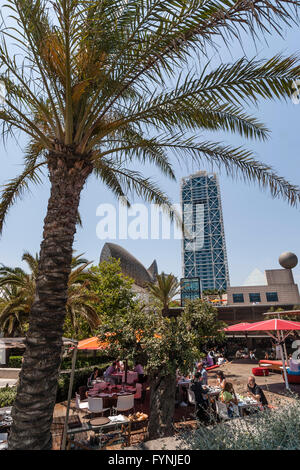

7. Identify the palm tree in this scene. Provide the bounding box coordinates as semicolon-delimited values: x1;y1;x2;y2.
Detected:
0;0;300;449
0;252;100;337
0;284;30;336
147;272;180;311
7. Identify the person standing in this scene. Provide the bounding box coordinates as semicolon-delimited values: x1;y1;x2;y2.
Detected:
197;362;208;386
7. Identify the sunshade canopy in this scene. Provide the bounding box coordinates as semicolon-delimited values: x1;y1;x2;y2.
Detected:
242;319;300;332
224;319;300;332
224;322;252;332
77;336;109;350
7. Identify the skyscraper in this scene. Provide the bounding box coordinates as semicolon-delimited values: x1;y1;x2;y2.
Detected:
181;171;230;303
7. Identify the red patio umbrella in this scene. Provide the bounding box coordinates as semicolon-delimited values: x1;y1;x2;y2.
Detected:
224;322;252;332
243;318;300;332
224;319;300;390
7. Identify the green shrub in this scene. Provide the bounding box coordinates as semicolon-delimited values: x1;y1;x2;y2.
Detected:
180;398;300;450
60;355;113;371
0;386;17;408
8;356;22;368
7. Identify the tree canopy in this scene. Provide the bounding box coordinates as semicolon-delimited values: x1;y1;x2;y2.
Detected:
98;298;225;375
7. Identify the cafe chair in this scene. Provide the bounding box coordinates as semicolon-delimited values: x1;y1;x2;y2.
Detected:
88;397;110;416
215;401;230;421
75;393;89;410
230;403;240;418
187;389;196;406
113;394;135;415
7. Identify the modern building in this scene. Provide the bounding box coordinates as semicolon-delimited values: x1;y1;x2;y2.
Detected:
218;252;300;327
100;242;157;301
227;252;300;308
181;171;230;304
227;268;300;307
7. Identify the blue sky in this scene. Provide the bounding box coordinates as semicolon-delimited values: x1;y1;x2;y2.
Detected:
0;18;300;289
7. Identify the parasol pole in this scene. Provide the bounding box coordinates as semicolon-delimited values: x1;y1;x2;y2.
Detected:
61;342;78;450
277;313;289;365
277;331;290;391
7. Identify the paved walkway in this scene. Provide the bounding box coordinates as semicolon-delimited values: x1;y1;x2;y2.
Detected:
0;379;17;388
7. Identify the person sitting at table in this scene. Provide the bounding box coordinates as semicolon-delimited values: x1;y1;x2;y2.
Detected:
196;362;208;386
249;350;256;360
219;382;238;418
235;349;243;359
104;361;118;381
87;367;100;387
217;355;227;365
216;370;226;390
191;372;210;424
247;376;268;407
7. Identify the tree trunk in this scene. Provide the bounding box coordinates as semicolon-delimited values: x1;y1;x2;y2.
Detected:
147;372;177;440
8;153;92;450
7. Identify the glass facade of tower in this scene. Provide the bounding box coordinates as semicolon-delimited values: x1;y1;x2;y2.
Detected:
181;171;230;301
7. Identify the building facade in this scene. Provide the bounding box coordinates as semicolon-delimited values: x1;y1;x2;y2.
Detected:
226;268;300;307
181;171;230;302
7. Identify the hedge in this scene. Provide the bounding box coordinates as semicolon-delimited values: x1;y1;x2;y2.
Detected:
6;354;113;371
8;356;23;368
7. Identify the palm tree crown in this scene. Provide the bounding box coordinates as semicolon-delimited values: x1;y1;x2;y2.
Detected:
148;272;180;310
0;252;100;336
0;0;300;227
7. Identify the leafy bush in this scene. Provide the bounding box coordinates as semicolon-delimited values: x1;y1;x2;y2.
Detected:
60;354;114;371
8;356;22;368
0;386;17;407
180;398;300;450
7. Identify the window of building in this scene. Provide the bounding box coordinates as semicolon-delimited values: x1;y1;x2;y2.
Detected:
266;292;279;302
233;293;244;303
249;293;261;303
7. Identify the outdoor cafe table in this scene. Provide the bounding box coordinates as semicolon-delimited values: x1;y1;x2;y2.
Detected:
0;406;12;431
0;406;12;451
66;415;131;449
236;396;261;416
88;384;136;397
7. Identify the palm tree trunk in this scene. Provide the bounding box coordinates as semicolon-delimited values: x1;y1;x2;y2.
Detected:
147;372;177;440
8;153;92;450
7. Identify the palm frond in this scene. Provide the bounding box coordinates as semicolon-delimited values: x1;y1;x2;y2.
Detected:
0;161;45;234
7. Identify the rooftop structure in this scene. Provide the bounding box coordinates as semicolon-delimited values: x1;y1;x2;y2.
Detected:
226;252;300;307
